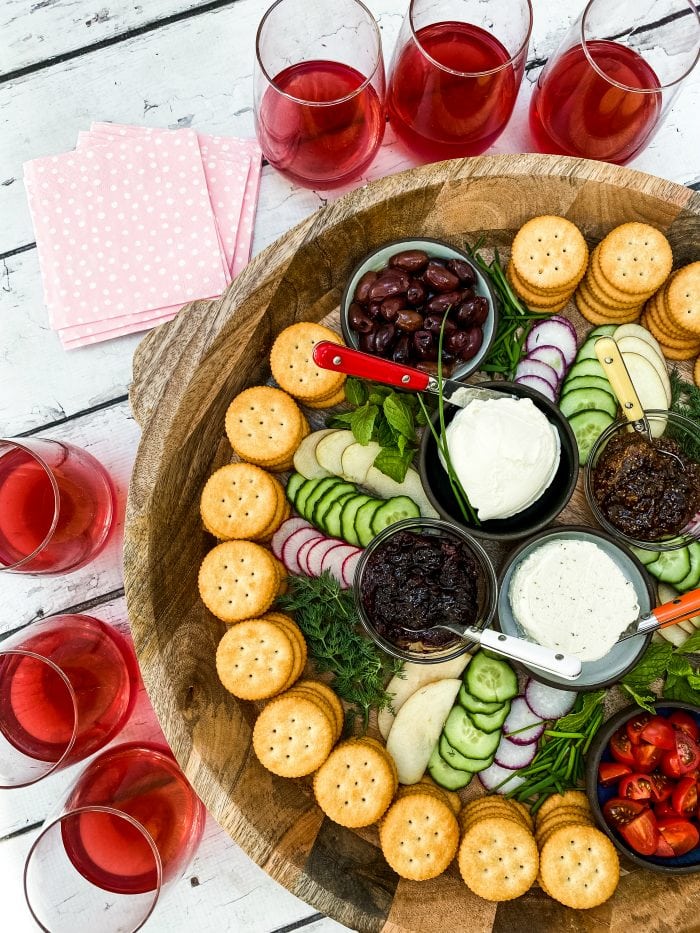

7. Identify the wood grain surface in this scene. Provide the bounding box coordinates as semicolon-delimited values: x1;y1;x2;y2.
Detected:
124;154;700;933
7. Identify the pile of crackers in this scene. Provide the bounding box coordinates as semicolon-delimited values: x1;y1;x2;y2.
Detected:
508;216;589;313
642;262;700;364
216;612;307;700
270;322;347;409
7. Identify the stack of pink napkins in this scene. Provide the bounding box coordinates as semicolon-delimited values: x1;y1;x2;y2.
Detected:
23;123;262;349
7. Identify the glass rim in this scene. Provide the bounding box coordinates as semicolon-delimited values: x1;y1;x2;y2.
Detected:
0;648;79;788
255;0;384;107
407;0;534;78
580;0;700;93
0;439;60;572
23;805;163;933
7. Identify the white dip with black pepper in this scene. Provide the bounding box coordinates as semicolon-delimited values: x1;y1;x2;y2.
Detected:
508;539;640;662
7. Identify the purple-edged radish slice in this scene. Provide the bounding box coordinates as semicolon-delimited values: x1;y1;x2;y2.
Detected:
297;536;323;576
514;374;557;403
548;314;578;337
526;319;578;366
502;696;545;745
281;527;323;574
271;517;313;560
306;538;343;577
321;543;359;585
341;550;362;588
479;761;526;794
494;735;538;770
514;358;560;391
526;344;567;380
524;679;577;720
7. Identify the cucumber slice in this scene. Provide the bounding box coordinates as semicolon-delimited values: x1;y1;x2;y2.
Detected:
559;387;618;419
439;734;494;773
587;325;618;338
575;340;602;362
303;478;342;522
339;495;371;547
322;493;356;539
313;483;354;528
458;685;504;715
294;478;321;518
629;545;661;566
561;376;615;399
468;701;511;733
566;359;607;382
648;547;692;585
676;542;700;593
427;745;473;790
443;706;501;759
466;652;518;704
370;495;420;535
286;472;306;506
355;499;382;548
567;409;615;465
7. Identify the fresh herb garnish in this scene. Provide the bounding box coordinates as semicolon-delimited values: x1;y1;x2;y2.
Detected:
669;368;700;460
465;240;549;380
278;572;403;731
507;692;606;811
621;631;700;711
327;380;426;483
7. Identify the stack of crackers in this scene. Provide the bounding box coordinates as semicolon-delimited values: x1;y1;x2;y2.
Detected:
575;223;673;326
508;216;589;313
225;385;310;473
314;737;398;828
200;462;290;542
199;540;286;623
380;780;460;880
270;322;346;409
216;612;307;700
642;261;700;364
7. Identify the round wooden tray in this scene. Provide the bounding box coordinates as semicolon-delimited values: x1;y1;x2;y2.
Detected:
124;154;700;933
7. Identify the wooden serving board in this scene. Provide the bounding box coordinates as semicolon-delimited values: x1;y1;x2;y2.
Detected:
124;154;700;933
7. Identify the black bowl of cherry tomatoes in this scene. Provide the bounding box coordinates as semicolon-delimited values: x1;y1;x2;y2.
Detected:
586;702;700;873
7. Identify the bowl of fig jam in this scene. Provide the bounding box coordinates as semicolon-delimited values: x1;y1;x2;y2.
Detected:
353;518;497;664
340;238;498;380
585;411;700;552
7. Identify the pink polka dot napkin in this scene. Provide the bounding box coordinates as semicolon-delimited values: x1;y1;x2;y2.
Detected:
23;125;262;350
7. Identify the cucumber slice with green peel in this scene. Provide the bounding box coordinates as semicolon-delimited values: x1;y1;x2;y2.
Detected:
559;387;618;419
575;340;603;362
339;495;372;547
647;547;692;585
465;652;518;704
356;499;383;547
467;701;512;734
286;472;306;506
567;409;615;465
676;542;700;592
294;478;322;518
565;359;607;382
587;325;619;338
322;493;356;539
302;477;342;522
629;545;661;567
458;685;504;715
313;483;354;528
561;376;615;399
370;495;420;535
427;746;473;790
439;734;494;773
443;706;501;759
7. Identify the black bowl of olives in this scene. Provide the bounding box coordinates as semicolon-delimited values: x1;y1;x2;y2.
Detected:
340;238;498;379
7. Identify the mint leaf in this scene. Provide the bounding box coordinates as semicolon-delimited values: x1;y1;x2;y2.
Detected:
621;642;673;691
383;394;415;440
556;691;605;731
374;418;395;448
678;629;700;655
326;411;354;429
621;683;658;713
666;653;694;679
344;378;367;407
373;446;414;483
351;403;378;445
397;433;407;454
368;387;391;405
664;673;700;705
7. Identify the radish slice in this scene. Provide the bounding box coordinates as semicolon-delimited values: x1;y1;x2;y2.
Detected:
494;735;538;770
514;374;557;403
526;344;567;379
306;539;343;577
515;358;560;390
502;696;545;745
322;544;360;587
548;314;578;337
341;551;362;588
479;761;526;794
525;679;577;720
271;517;313;560
297;537;322;576
526;319;578;366
281;527;323;574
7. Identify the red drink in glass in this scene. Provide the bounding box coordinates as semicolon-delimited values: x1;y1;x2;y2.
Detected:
257;60;384;188
0;438;115;574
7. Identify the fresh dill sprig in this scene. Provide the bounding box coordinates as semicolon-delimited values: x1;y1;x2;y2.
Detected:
277;572;403;731
668;368;700;460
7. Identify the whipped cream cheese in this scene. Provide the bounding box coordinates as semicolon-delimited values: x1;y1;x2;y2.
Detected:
444;397;560;521
509;539;640;662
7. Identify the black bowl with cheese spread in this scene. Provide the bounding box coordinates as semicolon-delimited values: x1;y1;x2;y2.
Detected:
418;381;578;542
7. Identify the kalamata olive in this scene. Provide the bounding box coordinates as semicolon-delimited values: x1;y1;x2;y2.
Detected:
396;309;424;332
359;330;377;353
460;327;484;361
456;298;478;327
348;302;375;333
375;323;397;355
406;279;427;307
354;270;378;304
368;270;409;302
446;330;470;354
425;290;463;315
413;330;437;360
460;287;476;304
367;301;383;319
446;259;476;287
389;249;429;273
470;295;490;326
392;334;412;364
423;261;460;293
380;296;403;322
423;313;457;336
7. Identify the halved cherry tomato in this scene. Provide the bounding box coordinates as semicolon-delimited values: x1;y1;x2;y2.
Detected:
598;761;632;785
674;728;700;774
610;728;636;767
640;716;676;751
671;775;698;818
618;809;660;856
653;834;676;857
654;800;677;820
648;772;673;803
668;710;699;742
618;773;653;801
656;817;700;856
626;712;652;746
661;751;685;779
603;797;646;826
632;742;664;773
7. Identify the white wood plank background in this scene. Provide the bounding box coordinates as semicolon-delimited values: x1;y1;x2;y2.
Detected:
1;0;699;929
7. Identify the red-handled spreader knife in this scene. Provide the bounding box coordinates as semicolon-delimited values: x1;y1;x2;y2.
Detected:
616;588;700;644
312;341;509;407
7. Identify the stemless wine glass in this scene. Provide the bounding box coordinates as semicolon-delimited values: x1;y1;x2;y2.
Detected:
386;0;533;162
0;437;116;574
254;0;386;189
0;615;138;788
24;742;206;933
529;0;700;164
